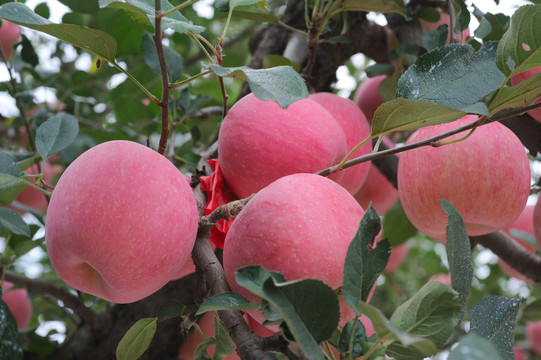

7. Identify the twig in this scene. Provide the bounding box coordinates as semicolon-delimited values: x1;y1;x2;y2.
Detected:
154;0;171;155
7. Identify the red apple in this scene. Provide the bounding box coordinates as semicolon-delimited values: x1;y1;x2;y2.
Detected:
514;347;526;360
353;75;386;121
383;243;409;273
534;197;541;251
2;281;32;329
0;20;20;61
527;321;541;355
511;66;541;123
218;94;347;198
310;92;372;194
45;140;199;303
428;274;451;286
397;115;530;240
420;11;470;44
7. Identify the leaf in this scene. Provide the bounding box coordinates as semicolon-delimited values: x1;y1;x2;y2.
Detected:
0;208;30;237
36;114;79;160
342;0;404;15
235;265;286;299
522;299;541;322
343;206;390;314
488;69;541;114
365;63;395;78
338;319;367;359
0;153;21;191
212;315;236;360
141;32;183;82
452;0;470;33
422;25;448;51
102;1;152;26
382;201;418;246
441;199;473;326
448;333;503;360
209;65;309;108
196;292;260;315
116;317;157;360
495;4;541;76
397;42;505;112
370;98;467;137
157;300;191;320
469;296;524;360
0;2;117;60
386;281;462;359
231;10;278;24
0;300;23;360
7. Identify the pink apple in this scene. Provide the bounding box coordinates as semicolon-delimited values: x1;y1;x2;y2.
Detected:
511;66;541;122
514;347;526;360
45;140;199;303
0;20;20;61
527;321;541;355
354;137;398;214
2;281;32;329
353;75;386;121
383;243;409;273
498;205;536;282
534;197;541;250
223;173;364;321
397;115;530;240
310;92;372;194
218;94;347;198
420;11;470;44
428;274;451;286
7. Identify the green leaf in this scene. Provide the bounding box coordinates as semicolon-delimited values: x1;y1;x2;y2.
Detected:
422;25;448;51
338;319;367;358
102;1;152;26
0;153;21;191
235;265;286;299
469;296;524;360
495;4;541;76
231;0;264;10
342;0;404;15
141;32;183;82
522;299;541;322
474;17;493;39
0;300;23;360
116;317;157;360
196;292;260;315
262;277;339;360
0;2;117;61
382;201;418;246
36;114;79;160
452;0;470;33
231;10;278;23
343;206;390;314
0;208;30;237
386;281;462;359
157;300;191;320
488;70;541;114
441;199;473;325
397;42;505;112
448;333;503;360
21;36;39;67
209;65;309;108
370;98;467;137
212;315;236;360
365;63;395;78
262;54;300;73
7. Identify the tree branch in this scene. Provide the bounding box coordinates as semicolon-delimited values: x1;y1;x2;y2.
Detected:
154;0;171;155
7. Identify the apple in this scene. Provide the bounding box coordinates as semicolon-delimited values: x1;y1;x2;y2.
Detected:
510;66;541;123
0;20;20;61
354;137;398;215
2;281;32;329
397;115;530;240
527;321;541;355
45;140;199;304
383;243;409;273
310;92;372;194
498;205;536;282
353;75;386;121
514;347;526;360
428;274;451;286
420;11;470;44
218;94;347;199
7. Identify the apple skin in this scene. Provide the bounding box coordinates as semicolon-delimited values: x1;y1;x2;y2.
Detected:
2;282;32;330
45;140;199;304
223;173;364;318
310;92;372;194
514;347;526;360
498;205;536;282
383;243;409;273
354;137;398;215
420;12;470;44
527;321;541;355
353;75;386;121
397;115;530;240
218;94;347;199
428;274;451;286
0;20;20;61
510;66;541;123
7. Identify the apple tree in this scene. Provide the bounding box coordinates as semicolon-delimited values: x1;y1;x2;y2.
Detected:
0;0;541;359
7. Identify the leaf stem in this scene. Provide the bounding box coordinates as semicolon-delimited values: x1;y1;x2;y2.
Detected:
170;69;213;89
159;0;199;17
188;32;218;62
331;135;373;174
110;60;160;106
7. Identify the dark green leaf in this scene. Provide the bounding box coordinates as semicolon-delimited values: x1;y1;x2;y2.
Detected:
0;153;21;191
102;1;151;26
20;35;38;66
209;65;309;108
116;318;157;360
338;319;367;358
422;25;448;51
482;13;510;42
343;206;389;314
342;0;404;15
397;42;505;112
36;114;79;160
196;292;260;315
495;4;541;76
370;98;467;136
34;2;50;19
448;333;503;360
235;265;286;299
382;201;418;246
387;281;462;359
474;17;493;39
488;69;541;114
157;300;191;320
522;299;541;322
452;0;470;33
0;300;23;360
469;296;524;360
0;2;117;60
365;63;394;77
0;208;30;237
212;315;236;359
141;32;183;81
441;199;473;325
